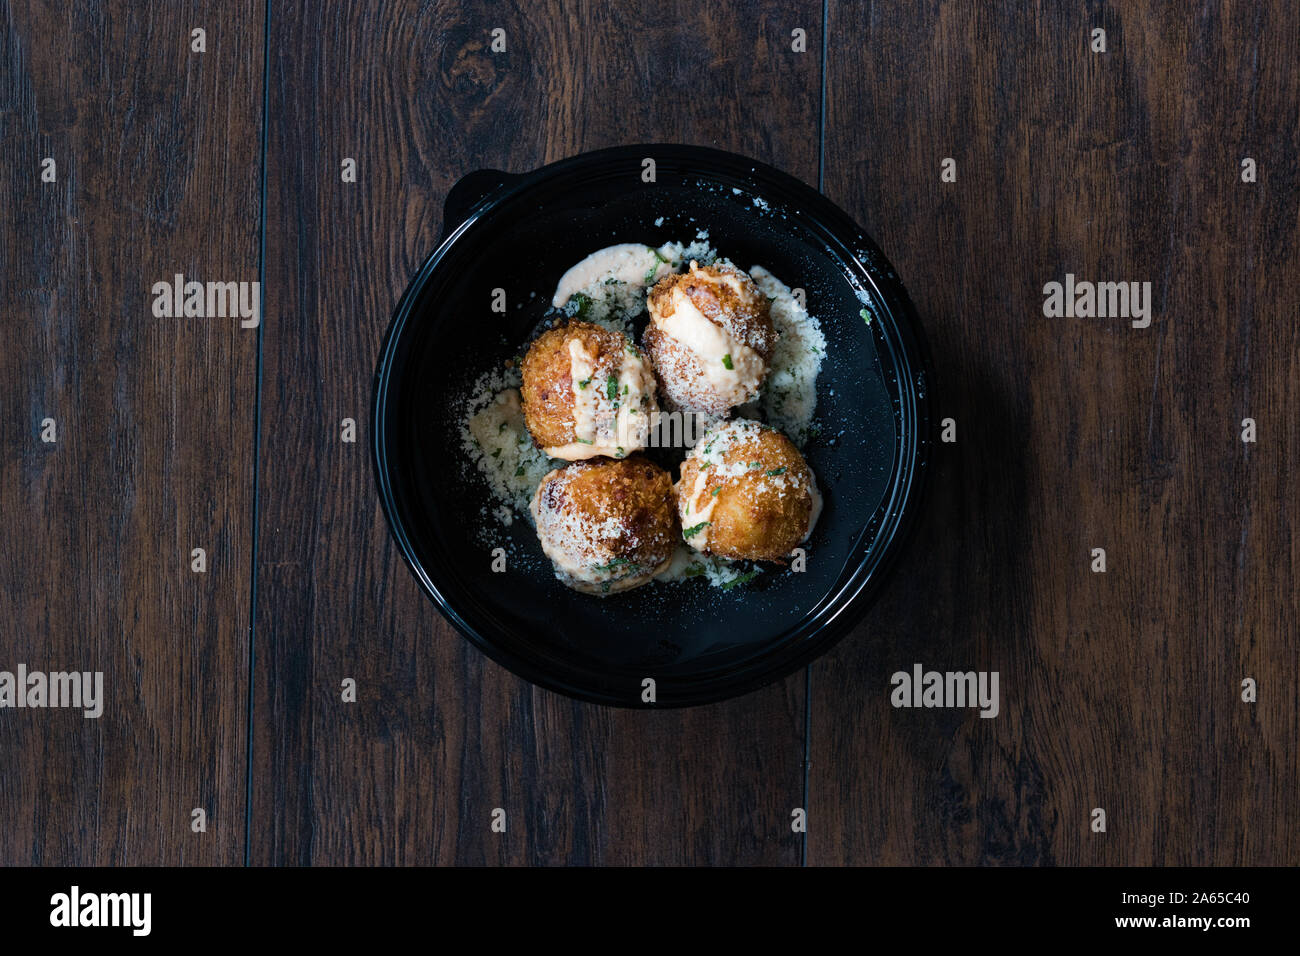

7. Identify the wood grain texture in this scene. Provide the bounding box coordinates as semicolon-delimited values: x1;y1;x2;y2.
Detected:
251;0;820;865
5;0;1295;868
0;1;263;864
810;0;1300;865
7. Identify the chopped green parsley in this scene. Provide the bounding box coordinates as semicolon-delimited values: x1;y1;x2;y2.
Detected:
721;569;760;591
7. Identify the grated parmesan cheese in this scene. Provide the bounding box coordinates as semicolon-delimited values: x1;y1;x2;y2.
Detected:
459;366;556;520
742;265;826;446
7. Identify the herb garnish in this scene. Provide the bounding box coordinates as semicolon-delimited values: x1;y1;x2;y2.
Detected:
644;247;669;285
721;353;734;370
683;522;710;539
592;556;634;573
721;569;760;591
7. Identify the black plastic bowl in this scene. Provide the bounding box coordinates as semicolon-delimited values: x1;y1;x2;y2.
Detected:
373;144;931;707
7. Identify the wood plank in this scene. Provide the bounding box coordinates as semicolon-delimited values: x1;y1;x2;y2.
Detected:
0;1;264;864
253;0;820;864
811;0;1300;864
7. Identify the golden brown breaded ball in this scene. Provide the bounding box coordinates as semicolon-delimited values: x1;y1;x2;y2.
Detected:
643;261;776;416
530;455;678;595
675;419;821;562
520;320;658;461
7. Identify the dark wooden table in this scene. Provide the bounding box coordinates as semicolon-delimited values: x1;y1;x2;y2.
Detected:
3;1;1296;866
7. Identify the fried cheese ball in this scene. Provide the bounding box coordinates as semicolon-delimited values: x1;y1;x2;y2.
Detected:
520;320;658;461
530;455;677;595
675;419;821;562
643;261;777;416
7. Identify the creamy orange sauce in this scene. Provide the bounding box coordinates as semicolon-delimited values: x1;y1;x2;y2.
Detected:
681;467;719;551
649;262;766;406
541;336;656;460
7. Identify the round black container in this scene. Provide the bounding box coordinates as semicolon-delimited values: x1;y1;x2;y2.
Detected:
373;144;932;707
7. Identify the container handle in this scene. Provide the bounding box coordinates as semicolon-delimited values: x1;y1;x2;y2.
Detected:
440;168;513;239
